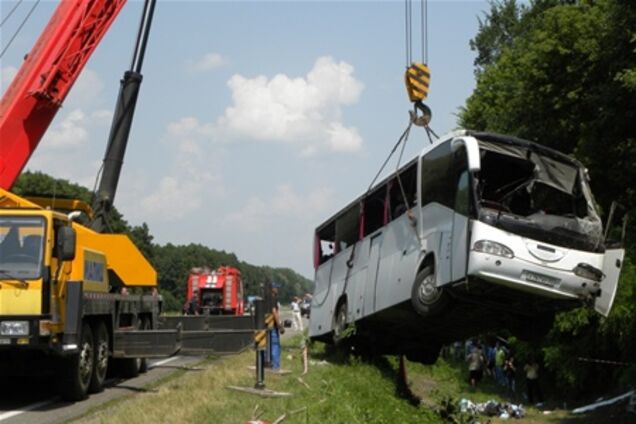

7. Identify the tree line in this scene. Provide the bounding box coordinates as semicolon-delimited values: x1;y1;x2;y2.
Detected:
459;0;635;397
13;171;314;312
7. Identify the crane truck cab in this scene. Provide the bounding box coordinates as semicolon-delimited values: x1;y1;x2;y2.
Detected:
0;188;176;400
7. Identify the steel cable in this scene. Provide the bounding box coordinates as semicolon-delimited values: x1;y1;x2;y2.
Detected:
0;0;41;59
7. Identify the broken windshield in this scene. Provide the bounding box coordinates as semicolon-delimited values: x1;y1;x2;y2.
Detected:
0;216;45;280
476;141;603;252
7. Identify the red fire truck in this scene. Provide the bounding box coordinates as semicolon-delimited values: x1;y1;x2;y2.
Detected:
185;266;245;315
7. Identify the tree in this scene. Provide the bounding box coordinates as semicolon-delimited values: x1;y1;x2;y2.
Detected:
460;0;636;395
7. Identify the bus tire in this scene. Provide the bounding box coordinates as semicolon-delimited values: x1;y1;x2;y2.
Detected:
88;321;109;393
58;322;94;401
411;266;448;317
332;300;348;347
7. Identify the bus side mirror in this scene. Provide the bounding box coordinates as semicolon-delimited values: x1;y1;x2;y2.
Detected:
57;226;76;261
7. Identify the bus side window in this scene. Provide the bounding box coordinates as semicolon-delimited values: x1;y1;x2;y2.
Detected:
335;204;360;251
421;142;453;207
389;162;418;220
364;185;386;235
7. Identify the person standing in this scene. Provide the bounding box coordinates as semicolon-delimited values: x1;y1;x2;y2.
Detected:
504;353;517;395
269;283;284;371
524;357;544;405
291;297;303;331
466;343;486;388
495;343;506;386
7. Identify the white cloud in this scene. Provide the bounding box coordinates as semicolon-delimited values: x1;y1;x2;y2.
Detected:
45;109;89;148
226;184;335;231
189;52;227;72
217;56;364;154
137;172;222;221
66;69;104;109
1;66;18;94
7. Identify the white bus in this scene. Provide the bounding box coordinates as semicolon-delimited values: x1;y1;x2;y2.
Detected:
308;130;624;363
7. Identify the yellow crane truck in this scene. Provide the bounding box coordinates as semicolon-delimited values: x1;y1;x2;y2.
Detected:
0;0;252;401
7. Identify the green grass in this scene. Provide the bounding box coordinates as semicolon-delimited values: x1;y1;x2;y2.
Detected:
72;338;634;423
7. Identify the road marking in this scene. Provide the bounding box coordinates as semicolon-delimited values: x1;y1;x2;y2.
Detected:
0;398;57;422
148;355;180;369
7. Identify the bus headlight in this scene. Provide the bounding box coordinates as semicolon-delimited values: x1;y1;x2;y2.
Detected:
473;240;514;259
1;321;30;336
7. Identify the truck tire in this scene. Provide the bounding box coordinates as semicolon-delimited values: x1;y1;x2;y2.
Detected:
119;316;148;378
88;321;109;393
410;266;448;317
138;317;150;373
58;322;94;401
332;300;348;347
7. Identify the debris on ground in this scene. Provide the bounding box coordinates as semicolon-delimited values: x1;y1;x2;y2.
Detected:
459;398;525;419
571;390;635;414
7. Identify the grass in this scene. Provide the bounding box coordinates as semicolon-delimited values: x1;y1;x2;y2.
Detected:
72;338;635;424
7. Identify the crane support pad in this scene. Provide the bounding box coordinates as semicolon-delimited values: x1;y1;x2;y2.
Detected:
178;329;254;355
405;63;431;102
113;329;180;358
160;315;254;331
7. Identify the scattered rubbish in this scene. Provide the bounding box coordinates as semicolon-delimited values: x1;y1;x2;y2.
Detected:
571;390;635;414
459;398;525;419
227;386;292;397
308;360;330;366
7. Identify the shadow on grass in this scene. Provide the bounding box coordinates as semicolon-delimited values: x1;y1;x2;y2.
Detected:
311;343;422;406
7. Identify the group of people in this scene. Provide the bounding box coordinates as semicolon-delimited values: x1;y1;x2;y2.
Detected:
464;340;544;405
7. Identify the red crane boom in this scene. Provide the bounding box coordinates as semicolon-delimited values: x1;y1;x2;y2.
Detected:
0;0;127;190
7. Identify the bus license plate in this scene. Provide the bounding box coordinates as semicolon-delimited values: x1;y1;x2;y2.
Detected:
522;270;560;287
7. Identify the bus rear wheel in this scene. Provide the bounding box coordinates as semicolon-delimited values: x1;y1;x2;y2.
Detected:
411;266;448;317
332;301;348;347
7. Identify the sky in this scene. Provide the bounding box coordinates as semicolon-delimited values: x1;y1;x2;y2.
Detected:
1;0;489;278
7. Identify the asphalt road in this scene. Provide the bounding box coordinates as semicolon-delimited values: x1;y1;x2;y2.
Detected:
0;310;308;424
0;355;204;424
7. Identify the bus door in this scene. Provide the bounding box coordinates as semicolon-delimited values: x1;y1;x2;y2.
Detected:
363;232;383;315
451;171;470;281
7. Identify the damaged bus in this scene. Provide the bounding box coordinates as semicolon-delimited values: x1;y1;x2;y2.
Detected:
309;130;624;364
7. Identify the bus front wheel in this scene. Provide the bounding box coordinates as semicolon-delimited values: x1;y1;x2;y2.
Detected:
411;266;448;317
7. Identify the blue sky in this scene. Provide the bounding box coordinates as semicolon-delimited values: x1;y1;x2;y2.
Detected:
1;0;488;279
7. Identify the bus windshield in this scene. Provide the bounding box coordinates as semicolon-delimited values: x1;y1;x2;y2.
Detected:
476;140;603;252
0;216;45;280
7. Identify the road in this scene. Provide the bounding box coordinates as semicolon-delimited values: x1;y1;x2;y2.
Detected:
0;309;307;424
0;355;204;424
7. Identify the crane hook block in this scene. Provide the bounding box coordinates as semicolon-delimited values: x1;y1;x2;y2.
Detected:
404;63;430;102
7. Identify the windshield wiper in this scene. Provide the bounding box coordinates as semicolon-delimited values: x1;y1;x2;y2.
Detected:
0;269;28;288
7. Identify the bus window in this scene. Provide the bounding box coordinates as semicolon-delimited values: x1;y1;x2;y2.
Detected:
335;203;360;251
421;142;454;208
315;221;336;267
363;185;386;236
389;162;418;220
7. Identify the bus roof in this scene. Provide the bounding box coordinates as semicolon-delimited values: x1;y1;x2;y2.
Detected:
315;130;585;233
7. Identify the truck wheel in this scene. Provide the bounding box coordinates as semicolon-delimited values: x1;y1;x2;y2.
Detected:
58;322;94;401
411;266;448;317
138;317;150;373
120;317;148;378
332;301;348;347
88;321;109;393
